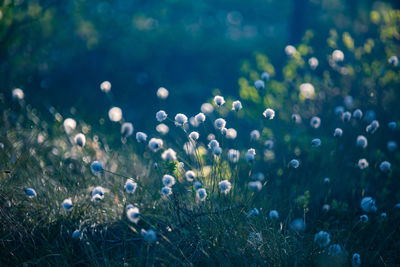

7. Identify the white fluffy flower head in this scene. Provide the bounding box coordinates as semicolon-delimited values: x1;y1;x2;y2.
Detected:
161;148;177;161
157;87;169;99
148;138;163;152
108;107;123;122
232;100;242;111
174;113;188;126
263;108;275;119
213;95;225;107
100;81;111;93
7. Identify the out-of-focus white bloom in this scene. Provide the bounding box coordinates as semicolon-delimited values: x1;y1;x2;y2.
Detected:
208;139;219;150
342;111;351;122
62;198;73;212
100;81;111;92
213;95;225;107
310;116;321;129
201;103;214;114
360;214;368;223
156;110;168;122
185;171;196;182
232;100;242;111
162;174;176;187
196;188;207;201
247;208;260;218
333;128;343;137
12;88;24;100
387;141;398;152
157;87;169;99
332;49;344;62
225;128;237;139
124;178;137;194
227;149;240;163
366;120;379;134
108;107;122;122
252;172;265;181
63;118;77;134
269;210;279;220
25;188;37;198
352;253;361;266
161;149;176;162
264;148;275;161
314;231;330;248
250;130;260;141
183;142;195;155
141;229;157;243
261;72;270;81
344;96;354;109
353;109;363;120
189;131;199;141
37;133;44;144
308;57;319;70
291;113;302;123
388;55;399;66
289;159;300;168
248;181;262;192
356;135;368;148
90;161;103;175
311;138;322;147
156;124;169;135
365;110;376;123
299;83;315;99
245;148;256;163
218;180;232;194
91;186;106;200
148;138;163;152
264;140;274;150
214;118;226;129
263;108;275;119
189;116;199;127
357;159;369;170
121;122;134;138
193;181;202;190
379;161;391;173
334;106;345;116
254;80;265;90
290;218;305;232
195;112;206;123
285;45;296;56
136;132;148;143
91;194;104;202
328;244;343;256
161;186;172;197
74;133;86;148
126;206;140;224
388;121;397;130
72;230;82;239
361;196;377;213
174;113;188;126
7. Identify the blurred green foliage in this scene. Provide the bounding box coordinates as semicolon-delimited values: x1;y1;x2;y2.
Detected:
0;0;398;125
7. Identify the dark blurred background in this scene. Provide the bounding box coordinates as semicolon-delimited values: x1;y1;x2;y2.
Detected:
0;0;399;127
